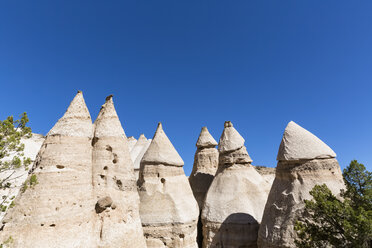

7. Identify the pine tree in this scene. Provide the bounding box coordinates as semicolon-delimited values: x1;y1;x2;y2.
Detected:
295;160;372;248
0;113;32;211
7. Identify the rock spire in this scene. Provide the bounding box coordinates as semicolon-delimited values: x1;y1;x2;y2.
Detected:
138;123;199;248
258;121;345;248
189;127;219;247
0;91;96;247
201;121;271;248
92;96;147;247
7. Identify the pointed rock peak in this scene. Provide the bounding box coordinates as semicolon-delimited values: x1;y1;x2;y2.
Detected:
196;127;218;148
218;121;245;153
277;121;336;161
138;134;147;140
93;95;125;137
128;136;136;141
105;94;113;101
141;123;184;166
47;91;92;137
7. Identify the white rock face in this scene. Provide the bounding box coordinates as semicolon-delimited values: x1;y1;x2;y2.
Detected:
0;133;45;220
127;136;138;152
277;121;336;161
138;123;199;248
201;122;270;248
0;91;97;247
92;96;147;248
258;122;345;248
189;127;219;247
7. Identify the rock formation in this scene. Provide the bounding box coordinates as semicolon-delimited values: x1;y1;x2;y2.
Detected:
188;127;219;247
92;95;147;247
254;166;276;185
201;121;271;248
189;127;219;208
138;123;199;248
257;121;345;248
130;134;151;180
127;136;137;152
0;91;97;247
0;133;45;220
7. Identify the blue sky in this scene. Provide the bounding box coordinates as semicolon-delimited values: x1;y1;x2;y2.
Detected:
1;1;371;175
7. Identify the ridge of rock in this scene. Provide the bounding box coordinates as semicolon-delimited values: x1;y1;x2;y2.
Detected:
277;121;336;161
141;123;184;166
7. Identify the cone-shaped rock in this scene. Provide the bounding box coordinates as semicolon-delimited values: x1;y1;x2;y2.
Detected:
189;127;219;247
201;121;271;248
138;123;199;248
141;123;184;166
277;121;336;161
0;91;96;247
258;121;344;248
92;95;147;247
127;136;137;152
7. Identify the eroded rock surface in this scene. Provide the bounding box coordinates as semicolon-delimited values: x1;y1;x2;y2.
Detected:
138;123;199;248
188;127;219;247
201;121;271;248
258;121;345;248
0;91;96;247
92;95;147;247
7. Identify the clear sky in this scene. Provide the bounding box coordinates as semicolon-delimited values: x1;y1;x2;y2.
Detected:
1;1;371;175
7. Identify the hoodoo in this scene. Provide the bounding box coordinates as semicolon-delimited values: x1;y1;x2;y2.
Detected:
201;121;271;248
130;134;151;180
138;123;199;248
188;127;219;247
0;91;96;247
257;121;345;248
92;95;147;247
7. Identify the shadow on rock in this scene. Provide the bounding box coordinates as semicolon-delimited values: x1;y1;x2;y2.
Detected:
210;213;259;248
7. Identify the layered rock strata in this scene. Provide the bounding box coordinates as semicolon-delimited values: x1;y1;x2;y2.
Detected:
138;123;199;248
201;121;271;248
92;95;147;247
257;121;345;248
0;91;96;247
188;127;219;247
